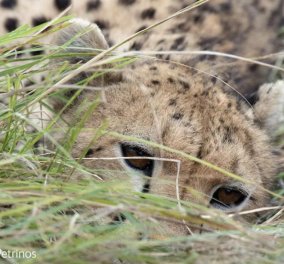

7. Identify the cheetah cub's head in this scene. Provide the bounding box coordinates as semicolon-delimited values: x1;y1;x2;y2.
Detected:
52;19;282;232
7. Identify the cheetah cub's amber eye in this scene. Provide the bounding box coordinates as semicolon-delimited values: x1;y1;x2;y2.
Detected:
210;187;248;210
121;143;154;177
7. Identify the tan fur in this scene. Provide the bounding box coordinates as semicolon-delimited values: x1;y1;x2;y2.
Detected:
62;59;277;219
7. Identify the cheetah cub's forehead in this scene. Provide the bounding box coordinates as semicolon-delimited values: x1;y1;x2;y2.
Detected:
102;61;275;200
54;19;277;223
106;60;258;155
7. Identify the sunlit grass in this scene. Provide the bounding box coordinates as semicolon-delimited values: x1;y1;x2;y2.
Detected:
0;4;283;264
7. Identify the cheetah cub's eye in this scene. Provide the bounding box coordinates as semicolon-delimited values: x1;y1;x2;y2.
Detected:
210;186;248;211
120;143;154;177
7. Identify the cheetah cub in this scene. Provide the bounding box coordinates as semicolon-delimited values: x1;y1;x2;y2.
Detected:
48;19;284;234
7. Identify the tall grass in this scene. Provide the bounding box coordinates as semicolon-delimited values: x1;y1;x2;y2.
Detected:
0;10;283;264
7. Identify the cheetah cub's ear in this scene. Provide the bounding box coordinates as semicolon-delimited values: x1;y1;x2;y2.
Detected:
50;18;126;111
53;18;109;58
52;18;126;86
253;80;284;141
